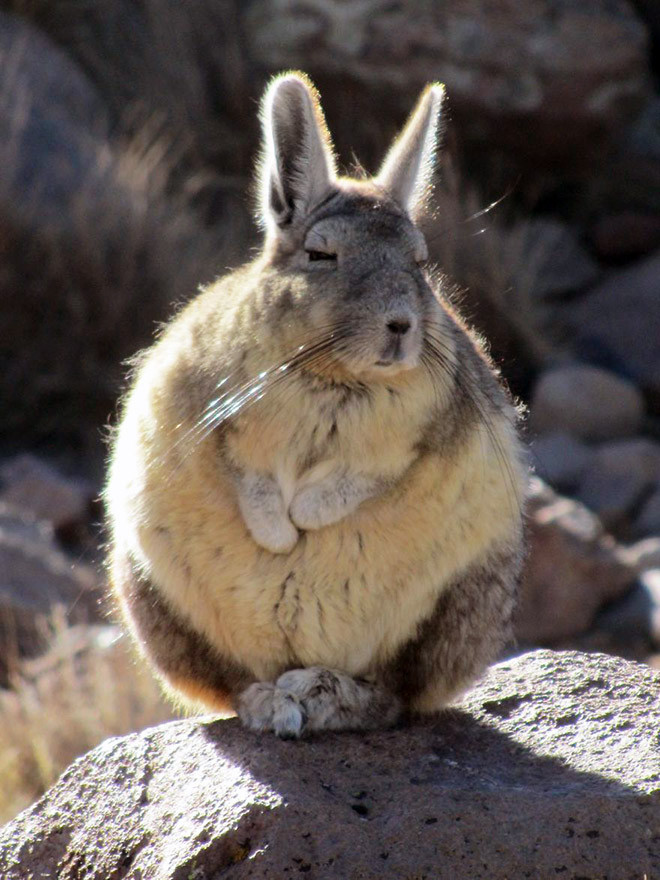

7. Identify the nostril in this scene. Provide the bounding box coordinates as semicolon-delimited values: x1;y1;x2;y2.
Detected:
387;319;411;336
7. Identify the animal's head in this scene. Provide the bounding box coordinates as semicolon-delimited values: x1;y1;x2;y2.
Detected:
256;71;448;381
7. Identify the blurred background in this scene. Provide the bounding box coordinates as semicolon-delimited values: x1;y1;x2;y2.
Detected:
1;0;660;821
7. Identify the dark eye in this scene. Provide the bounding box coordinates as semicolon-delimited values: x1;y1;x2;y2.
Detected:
307;250;337;262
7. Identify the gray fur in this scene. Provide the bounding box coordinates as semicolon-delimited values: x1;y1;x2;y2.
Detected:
106;72;527;739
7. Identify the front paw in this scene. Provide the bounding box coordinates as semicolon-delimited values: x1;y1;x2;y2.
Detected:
246;512;299;555
236;682;307;739
290;485;341;530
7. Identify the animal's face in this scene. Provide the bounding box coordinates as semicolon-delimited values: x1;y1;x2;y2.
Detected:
265;182;446;379
256;71;447;382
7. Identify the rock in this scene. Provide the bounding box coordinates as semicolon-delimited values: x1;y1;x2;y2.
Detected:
591;437;660;483
573;439;660;532
564;251;660;410
245;0;650;169
594;569;660;652
0;455;93;534
518;219;602;300
590;211;660;261
529;363;645;441
1;650;658;879
0;506;101;682
633;486;660;537
530;430;591;492
621;536;660;570
516;478;636;642
575;466;648;532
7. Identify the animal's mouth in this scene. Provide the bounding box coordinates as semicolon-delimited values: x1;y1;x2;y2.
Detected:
374;331;420;370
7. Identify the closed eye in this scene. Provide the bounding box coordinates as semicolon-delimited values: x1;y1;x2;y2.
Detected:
307;249;337;262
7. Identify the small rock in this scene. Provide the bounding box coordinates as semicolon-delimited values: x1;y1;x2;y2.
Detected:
574;439;660;532
517;478;636;642
520;219;602;299
0;455;93;534
1;651;658;879
575;469;649;532
621;536;660;571
592;572;660;653
0;506;101;683
590;437;660;483
529;363;645;441
633;486;660;537
564;251;660;409
531;431;591;491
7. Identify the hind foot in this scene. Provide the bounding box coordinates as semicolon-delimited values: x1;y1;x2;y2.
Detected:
235;667;401;738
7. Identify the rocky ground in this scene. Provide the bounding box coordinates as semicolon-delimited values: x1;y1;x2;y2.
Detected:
1;650;658;879
1;0;660;855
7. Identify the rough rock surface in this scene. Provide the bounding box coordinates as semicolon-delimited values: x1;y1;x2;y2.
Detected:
1;651;659;880
245;0;650;167
529;363;645;441
516;478;636;642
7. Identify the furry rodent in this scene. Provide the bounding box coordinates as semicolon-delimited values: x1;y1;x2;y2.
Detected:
105;71;527;738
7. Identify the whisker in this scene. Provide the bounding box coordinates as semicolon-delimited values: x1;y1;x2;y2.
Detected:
157;324;354;471
422;332;522;520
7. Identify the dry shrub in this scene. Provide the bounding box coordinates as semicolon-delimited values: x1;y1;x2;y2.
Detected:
0;615;177;824
0;7;255;450
2;0;254;183
425;156;555;397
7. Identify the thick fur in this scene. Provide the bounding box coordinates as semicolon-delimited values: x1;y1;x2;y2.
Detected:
105;72;527;736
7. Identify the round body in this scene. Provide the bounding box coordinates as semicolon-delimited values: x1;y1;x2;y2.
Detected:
105;72;527;737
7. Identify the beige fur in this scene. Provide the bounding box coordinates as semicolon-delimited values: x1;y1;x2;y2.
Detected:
105;71;527;736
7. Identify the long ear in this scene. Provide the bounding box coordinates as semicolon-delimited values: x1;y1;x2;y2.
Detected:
376;83;445;219
258;71;336;231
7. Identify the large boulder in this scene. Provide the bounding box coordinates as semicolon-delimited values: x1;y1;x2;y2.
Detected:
1;650;658;879
245;0;650;168
563;251;660;411
516;478;637;642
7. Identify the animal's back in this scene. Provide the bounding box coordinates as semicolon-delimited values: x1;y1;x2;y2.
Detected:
106;71;527;737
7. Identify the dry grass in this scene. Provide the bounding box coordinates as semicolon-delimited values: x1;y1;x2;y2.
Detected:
0;615;177;825
427;155;553;370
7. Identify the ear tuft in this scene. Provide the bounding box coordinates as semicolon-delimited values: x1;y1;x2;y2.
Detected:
258;71;336;232
376;83;446;219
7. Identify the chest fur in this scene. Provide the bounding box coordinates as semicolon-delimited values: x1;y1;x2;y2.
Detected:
223;376;429;498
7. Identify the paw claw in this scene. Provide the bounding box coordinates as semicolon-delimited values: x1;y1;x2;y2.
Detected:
273;694;307;739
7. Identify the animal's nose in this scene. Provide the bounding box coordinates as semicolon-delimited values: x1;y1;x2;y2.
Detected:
387;318;411;336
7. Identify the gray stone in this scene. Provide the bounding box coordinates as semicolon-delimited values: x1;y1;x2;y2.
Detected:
519;219;602;300
531;430;591;491
529;363;645;441
517;478;636;642
596;570;660;652
592;437;660;484
0;455;93;533
1;650;659;879
634;486;660;537
575;466;649;531
574;439;660;531
621;536;660;571
565;251;660;407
